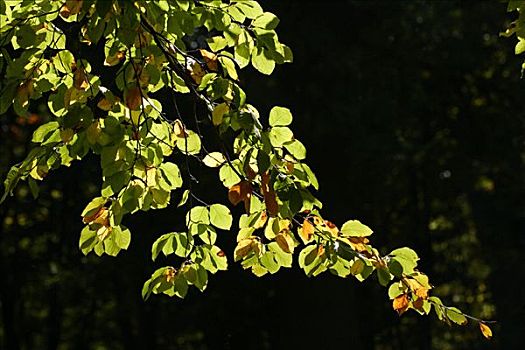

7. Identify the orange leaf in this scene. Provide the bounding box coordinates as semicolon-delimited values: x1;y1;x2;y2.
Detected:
199;49;218;71
347;236;370;253
165;267;176;283
393;294;409;315
299;218;315;243
83;206;107;225
125;87;142;110
228;181;252;212
479;322;492;340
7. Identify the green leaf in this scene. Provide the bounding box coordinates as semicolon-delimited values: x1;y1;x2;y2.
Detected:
209;203;232;230
267;242;292;267
28;177;39;199
516;38;525;55
1;165;22;204
340;220;373;237
151;233;171;261
269;106;292;127
186;206;210;226
388;282;405;299
269;126;293;147
159;162;182;189
219;163;242;187
79;226;98;255
377;267;393;286
260;251;280;273
284;140;306;160
298;245;318;269
176;131;201;155
172;233;193;257
81;197;107;217
207;36;228;52
203;152;226;168
32;121;59;143
252;12;279;30
178;189;189;207
388;247;419;275
52;50;75;73
252;47;275;75
235;1;263;19
234;42;251;68
115;226;131;250
446;307;468;325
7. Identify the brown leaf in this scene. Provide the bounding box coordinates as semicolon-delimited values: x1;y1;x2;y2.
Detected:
245;166;257;181
479;322;492;340
275;233;294;254
125;87;142;110
199;49;219;71
261;172;278;217
60;0;83;18
73;66;89;90
284;161;294;174
60;128;75;144
83;206;107;225
393;294;409;315
234;238;254;261
97;98;112;111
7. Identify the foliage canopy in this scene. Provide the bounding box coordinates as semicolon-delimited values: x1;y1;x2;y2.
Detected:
2;0;522;341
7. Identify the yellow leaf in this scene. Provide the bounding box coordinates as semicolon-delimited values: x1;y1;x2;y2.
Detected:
199;49;218;71
188;60;205;84
96;225;111;241
212;102;229;126
253;210;268;229
165;267;176;283
324;220;339;237
202;152;226;168
173;119;187;138
299;218;315;244
350;259;365;276
146;167;157;186
479;322;492;340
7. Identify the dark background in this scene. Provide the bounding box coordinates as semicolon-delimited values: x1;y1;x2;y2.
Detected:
1;1;524;349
